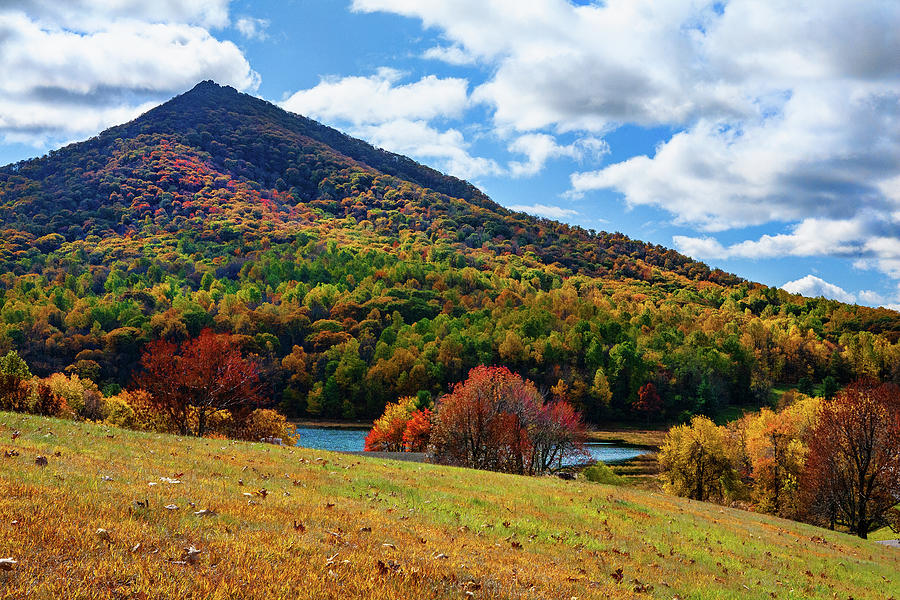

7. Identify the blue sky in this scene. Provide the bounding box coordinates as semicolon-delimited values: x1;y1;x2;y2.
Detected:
2;0;899;307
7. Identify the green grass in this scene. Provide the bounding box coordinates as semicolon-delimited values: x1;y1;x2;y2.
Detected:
1;411;898;599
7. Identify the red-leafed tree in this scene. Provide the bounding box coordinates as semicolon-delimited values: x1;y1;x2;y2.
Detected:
801;381;900;538
430;366;585;475
633;382;662;425
135;329;262;437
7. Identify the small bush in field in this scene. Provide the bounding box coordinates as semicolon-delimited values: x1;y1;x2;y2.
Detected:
45;373;105;421
232;409;298;445
582;462;624;485
32;382;71;418
104;390;169;432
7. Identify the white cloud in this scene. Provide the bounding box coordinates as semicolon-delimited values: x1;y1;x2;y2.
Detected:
354;0;900;285
9;0;232;30
281;69;502;180
506;203;578;219
781;275;856;304
858;290;889;306
235;16;269;40
353;118;501;180
423;45;475;66
281;68;469;126
0;3;258;149
507;134;607;178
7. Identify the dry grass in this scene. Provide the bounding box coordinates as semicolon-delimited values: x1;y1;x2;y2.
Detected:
584;428;668;449
1;411;897;599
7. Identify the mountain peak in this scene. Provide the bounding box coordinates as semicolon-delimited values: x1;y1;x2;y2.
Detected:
182;79;241;100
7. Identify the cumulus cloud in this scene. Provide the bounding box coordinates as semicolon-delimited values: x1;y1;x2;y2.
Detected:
507;134;608;178
781;275;856;304
422;45;475;66
281;69;504;180
0;1;258;151
506;203;578;219
779;275;894;307
281;68;469;125
8;0;232;30
353;0;900;289
353;118;501;180
235;16;269;40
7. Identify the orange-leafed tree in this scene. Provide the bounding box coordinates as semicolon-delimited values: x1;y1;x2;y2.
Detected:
402;408;432;452
135;329;262;437
364;397;417;452
801;381;900;537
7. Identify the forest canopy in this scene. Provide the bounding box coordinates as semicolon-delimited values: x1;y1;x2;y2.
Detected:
0;82;899;424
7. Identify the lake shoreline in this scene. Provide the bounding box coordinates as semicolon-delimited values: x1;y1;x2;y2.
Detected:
293;419;667;450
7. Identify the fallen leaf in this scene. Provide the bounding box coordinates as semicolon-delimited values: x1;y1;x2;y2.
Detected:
181;546;202;565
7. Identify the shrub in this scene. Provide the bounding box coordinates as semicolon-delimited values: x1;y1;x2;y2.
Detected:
32;382;71;418
45;373;105;421
582;462;624;486
105;389;168;432
232;409;298;445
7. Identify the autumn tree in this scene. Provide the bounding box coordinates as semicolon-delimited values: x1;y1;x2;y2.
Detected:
0;351;32;413
135;329;262;437
658;415;737;502
633;382;662;425
402;407;432;452
365;397;417;451
743;395;820;518
429;366;585;475
801;381;900;537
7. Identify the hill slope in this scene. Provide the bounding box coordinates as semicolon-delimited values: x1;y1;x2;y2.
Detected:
0;81;899;422
1;411;897;599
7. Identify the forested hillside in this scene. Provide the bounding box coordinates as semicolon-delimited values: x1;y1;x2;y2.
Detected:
1;81;899;422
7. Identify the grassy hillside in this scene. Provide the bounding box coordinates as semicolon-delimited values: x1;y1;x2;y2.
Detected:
1;412;896;599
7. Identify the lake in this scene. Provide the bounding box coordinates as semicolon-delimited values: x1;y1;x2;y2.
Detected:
295;427;648;465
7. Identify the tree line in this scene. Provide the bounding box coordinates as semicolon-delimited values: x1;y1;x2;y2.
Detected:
658;381;900;538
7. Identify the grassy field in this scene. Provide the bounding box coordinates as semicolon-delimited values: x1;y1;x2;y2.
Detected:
1;412;897;599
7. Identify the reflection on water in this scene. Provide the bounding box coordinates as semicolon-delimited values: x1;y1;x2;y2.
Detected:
295;427;649;464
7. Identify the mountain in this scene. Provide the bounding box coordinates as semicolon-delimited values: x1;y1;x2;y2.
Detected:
0;81;898;421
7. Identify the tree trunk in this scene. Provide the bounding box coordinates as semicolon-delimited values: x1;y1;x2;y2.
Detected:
197;408;207;437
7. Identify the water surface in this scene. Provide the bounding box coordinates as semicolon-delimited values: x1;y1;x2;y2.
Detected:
296;427;648;464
